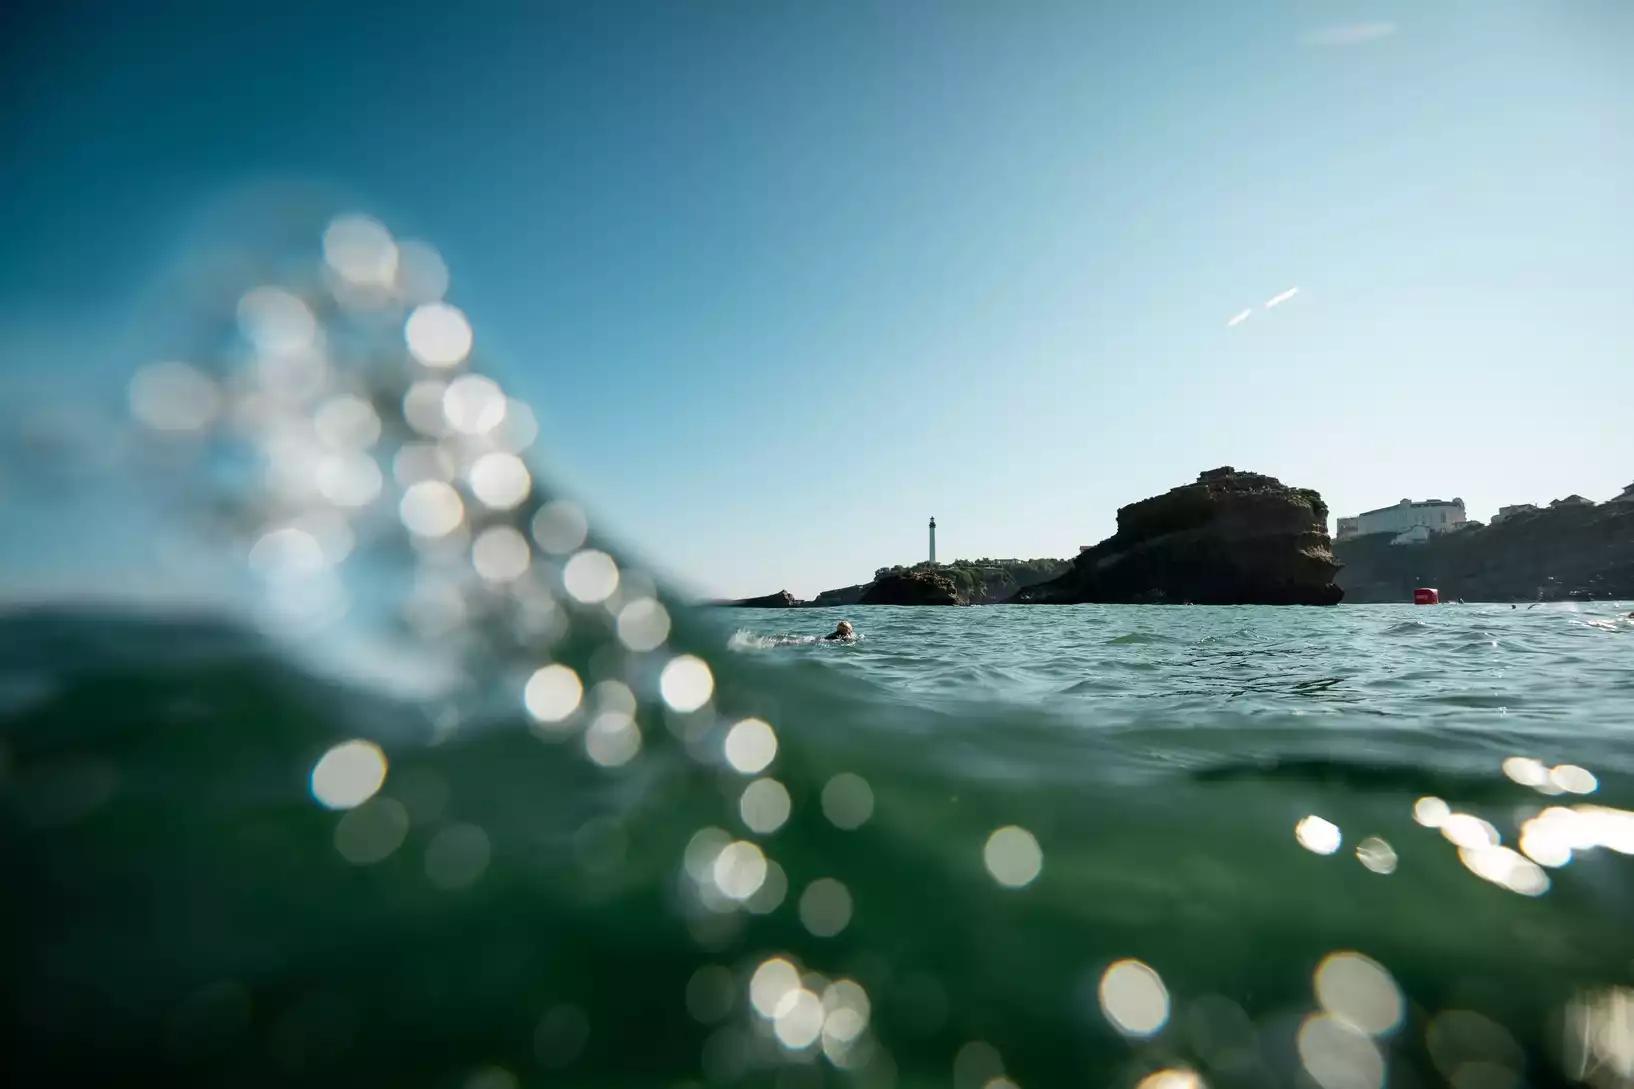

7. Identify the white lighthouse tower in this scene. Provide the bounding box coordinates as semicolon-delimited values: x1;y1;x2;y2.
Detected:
928;516;937;565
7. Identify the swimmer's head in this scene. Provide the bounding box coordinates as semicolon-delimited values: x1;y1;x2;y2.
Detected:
835;620;854;636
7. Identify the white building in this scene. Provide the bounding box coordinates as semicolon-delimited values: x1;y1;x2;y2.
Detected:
1342;497;1467;545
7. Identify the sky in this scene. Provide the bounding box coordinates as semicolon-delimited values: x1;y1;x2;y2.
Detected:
2;0;1631;600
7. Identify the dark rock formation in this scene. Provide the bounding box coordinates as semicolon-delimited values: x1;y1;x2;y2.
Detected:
859;569;962;606
811;559;1067;607
1013;467;1342;605
717;590;804;608
1336;498;1634;602
868;558;1070;605
810;583;868;608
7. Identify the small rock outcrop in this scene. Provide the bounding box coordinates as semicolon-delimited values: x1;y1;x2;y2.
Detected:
810;583;868;608
1013;467;1343;605
718;590;804;608
860;569;962;606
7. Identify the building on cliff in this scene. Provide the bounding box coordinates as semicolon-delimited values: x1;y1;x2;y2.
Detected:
1611;482;1634;505
1338;497;1467;545
1491;503;1539;525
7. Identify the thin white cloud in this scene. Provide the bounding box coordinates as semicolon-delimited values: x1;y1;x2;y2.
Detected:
1226;308;1253;328
1264;286;1301;310
1303;22;1398;47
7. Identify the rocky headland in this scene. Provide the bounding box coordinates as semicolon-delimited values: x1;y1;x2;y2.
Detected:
715;590;803;608
810;584;867;608
1335;495;1634;602
858;569;961;606
721;558;1070;608
1013;467;1343;605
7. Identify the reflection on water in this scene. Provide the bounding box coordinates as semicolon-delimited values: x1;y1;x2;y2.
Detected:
2;214;1633;1087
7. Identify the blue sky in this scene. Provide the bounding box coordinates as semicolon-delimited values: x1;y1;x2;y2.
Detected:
3;0;1631;600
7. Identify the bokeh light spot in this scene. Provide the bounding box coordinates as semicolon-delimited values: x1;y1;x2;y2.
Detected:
584;712;642;768
1098;959;1170;1038
1551;764;1598;795
323;214;398;287
333;797;410;865
739;777;791;835
403;380;451;436
660;655;714;712
1298;1012;1384;1089
1501;756;1549;788
1296;814;1342;855
405;302;472;367
313;394;381;449
799;877;853;937
723;717;777;773
821;772;874;829
524;664;583;725
563;550;620;604
983;825;1042;888
953;1040;1005;1089
773;988;825;1049
399;480;465;537
442;374;507;435
472;526;531;582
531;500;589;554
1440;813;1499;850
1354;836;1398;875
711;840;767;901
395;239;449;304
467;452;532;510
1413;796;1450;827
616;598;671;652
1457;844;1549;896
316;451;382;507
310;740;388;810
1314;952;1403;1036
750;958;801;1019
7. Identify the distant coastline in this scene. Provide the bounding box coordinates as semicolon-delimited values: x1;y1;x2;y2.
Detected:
714;557;1069;608
718;471;1634;607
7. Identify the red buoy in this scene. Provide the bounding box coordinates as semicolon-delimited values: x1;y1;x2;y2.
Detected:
1413;587;1440;605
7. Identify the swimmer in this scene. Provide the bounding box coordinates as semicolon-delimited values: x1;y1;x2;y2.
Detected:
824;619;856;642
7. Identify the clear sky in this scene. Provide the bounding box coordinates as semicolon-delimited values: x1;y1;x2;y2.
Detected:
3;0;1631;600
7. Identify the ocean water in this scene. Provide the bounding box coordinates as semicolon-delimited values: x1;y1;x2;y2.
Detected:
5;221;1634;1088
727;602;1634;729
5;597;1633;1088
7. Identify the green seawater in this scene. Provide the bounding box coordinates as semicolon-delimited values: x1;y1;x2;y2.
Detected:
4;600;1633;1087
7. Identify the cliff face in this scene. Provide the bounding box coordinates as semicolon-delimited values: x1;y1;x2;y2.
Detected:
1014;467;1342;605
859;569;961;606
1336;501;1634;602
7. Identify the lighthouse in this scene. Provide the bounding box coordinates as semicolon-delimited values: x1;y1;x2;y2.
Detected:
928;516;937;565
